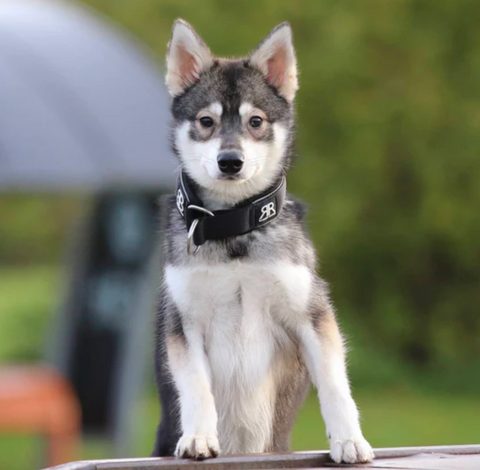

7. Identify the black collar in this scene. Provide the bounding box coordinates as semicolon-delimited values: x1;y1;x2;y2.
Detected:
175;171;286;252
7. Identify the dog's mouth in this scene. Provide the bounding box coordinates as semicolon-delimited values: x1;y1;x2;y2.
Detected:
218;174;244;182
215;166;259;183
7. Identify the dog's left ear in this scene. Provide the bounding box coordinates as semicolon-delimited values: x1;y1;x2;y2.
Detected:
248;22;298;101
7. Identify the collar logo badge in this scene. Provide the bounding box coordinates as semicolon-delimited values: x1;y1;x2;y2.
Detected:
176;189;185;216
259;201;276;222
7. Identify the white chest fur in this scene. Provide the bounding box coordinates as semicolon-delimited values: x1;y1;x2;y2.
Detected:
165;261;312;453
165;261;311;325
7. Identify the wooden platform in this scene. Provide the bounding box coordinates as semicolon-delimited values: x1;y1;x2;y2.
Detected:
42;444;480;470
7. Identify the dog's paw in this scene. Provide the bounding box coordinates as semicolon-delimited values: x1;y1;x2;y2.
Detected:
329;435;374;464
175;434;220;460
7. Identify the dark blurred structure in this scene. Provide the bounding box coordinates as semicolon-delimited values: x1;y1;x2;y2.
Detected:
0;0;175;457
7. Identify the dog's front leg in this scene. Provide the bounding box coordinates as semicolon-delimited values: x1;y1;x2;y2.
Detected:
298;310;374;464
166;330;220;460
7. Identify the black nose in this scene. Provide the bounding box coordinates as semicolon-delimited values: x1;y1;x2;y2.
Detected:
217;151;244;175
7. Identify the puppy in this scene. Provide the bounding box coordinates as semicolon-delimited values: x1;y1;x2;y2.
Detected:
152;20;374;465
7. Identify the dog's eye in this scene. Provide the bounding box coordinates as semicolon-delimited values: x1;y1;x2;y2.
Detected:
199;116;214;128
249;116;263;128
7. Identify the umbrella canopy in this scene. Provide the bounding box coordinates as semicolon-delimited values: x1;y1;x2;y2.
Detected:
0;0;176;192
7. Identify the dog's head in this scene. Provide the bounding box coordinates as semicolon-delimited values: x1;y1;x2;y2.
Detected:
166;20;298;206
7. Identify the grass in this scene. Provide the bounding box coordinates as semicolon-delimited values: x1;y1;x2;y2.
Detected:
0;265;478;469
0;266;57;362
2;389;479;470
132;388;480;454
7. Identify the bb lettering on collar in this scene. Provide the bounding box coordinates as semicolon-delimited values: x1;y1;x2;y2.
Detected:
257;200;277;224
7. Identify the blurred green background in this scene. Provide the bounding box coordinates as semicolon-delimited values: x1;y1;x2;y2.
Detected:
1;0;479;469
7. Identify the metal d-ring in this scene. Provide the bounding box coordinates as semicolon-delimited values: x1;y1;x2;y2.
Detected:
187;219;200;255
186;205;214;255
187;205;214;217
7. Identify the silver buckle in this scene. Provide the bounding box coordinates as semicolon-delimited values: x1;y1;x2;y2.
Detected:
186;205;214;255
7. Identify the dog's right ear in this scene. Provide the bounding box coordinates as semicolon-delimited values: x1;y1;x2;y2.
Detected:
166;19;213;96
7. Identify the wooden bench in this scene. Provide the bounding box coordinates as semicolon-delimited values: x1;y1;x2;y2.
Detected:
41;444;480;470
0;365;81;467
